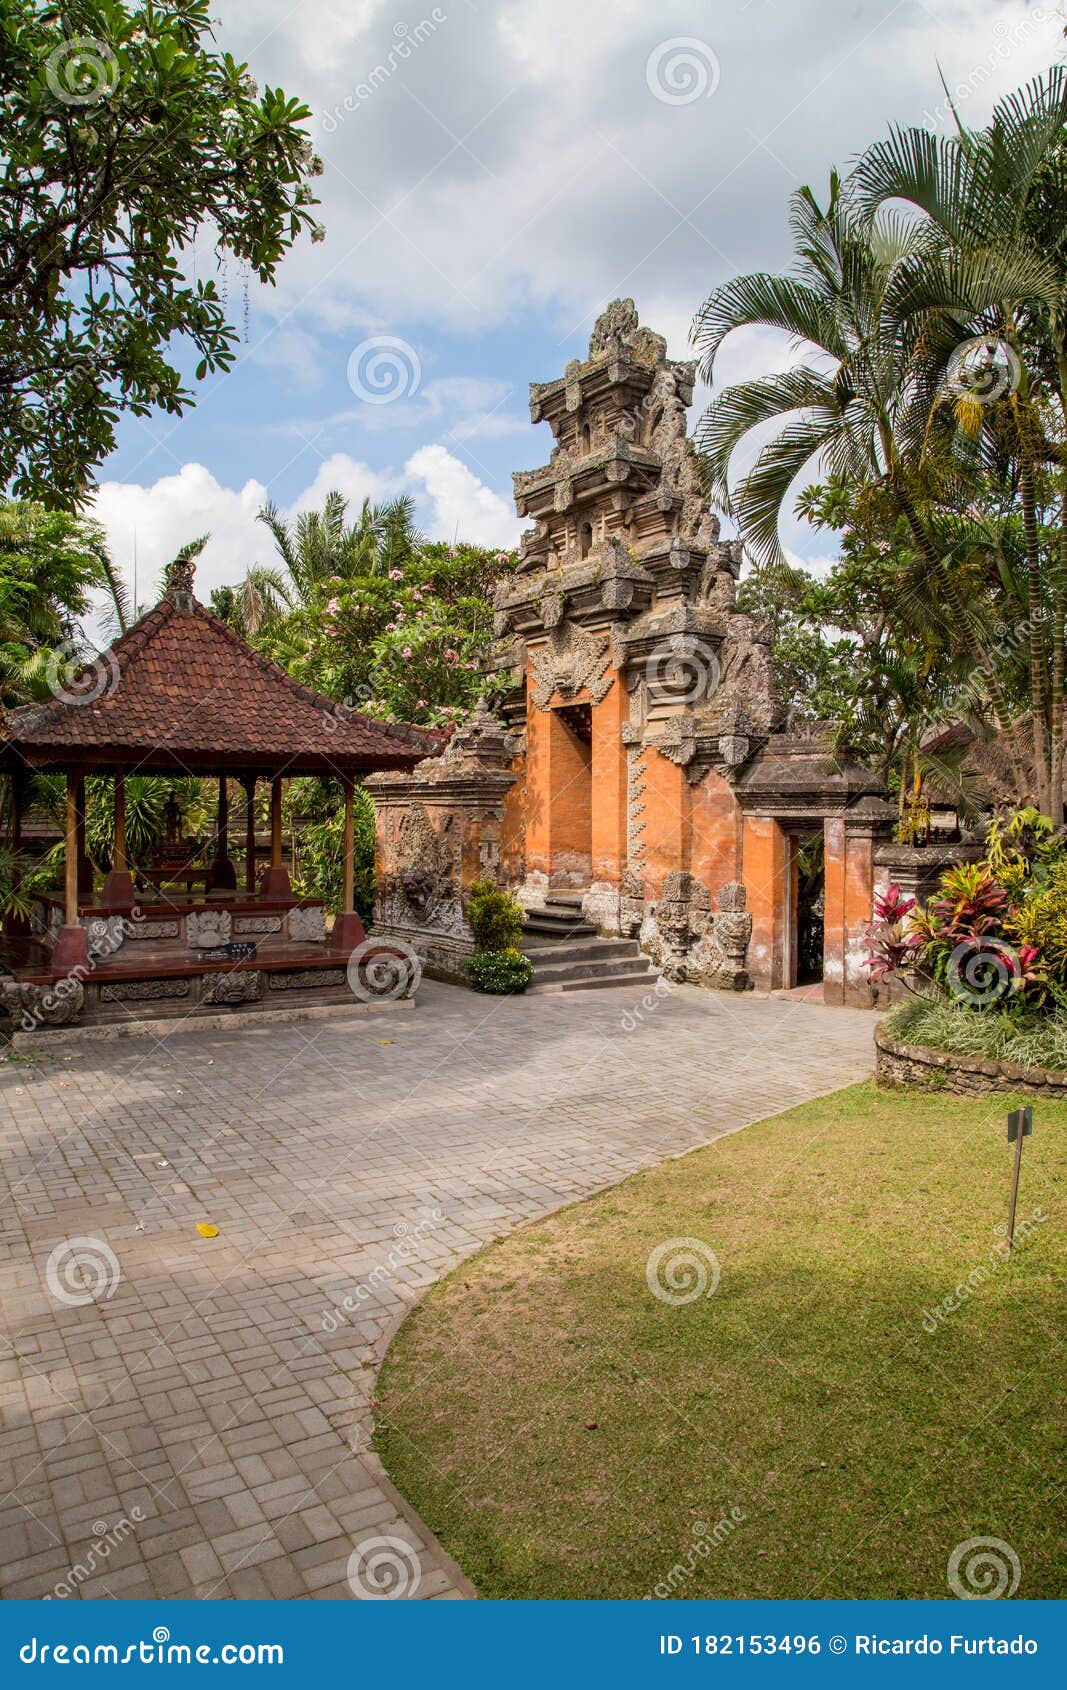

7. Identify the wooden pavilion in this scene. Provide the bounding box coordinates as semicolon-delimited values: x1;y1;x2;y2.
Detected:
0;554;435;1033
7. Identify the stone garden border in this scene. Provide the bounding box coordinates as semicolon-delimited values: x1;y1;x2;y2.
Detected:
875;1023;1067;1099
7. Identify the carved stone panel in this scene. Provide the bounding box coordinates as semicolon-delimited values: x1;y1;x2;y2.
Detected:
234;914;283;936
201;969;261;1005
529;621;613;709
186;909;232;949
1;978;86;1029
100;979;191;1003
286;905;327;944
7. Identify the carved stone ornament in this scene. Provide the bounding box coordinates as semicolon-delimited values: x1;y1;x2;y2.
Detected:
201;969;261;1005
234;914;283;936
589;298;639;356
389;803;457;925
529;620;613;710
286;905;327;944
186;909;232;949
1;977;86;1030
101;980;190;1003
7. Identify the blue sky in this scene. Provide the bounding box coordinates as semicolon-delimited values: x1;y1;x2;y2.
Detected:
91;0;1060;607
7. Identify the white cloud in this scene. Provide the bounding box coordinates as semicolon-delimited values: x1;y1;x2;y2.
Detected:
89;447;520;624
405;444;524;548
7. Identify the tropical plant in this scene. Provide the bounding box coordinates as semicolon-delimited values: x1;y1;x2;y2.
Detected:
466;878;525;952
852;68;1067;821
245;492;423;627
0;0;321;505
285;777;376;923
0;499;129;702
462;947;533;995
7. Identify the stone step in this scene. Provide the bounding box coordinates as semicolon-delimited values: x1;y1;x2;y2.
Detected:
528;970;658;995
524;937;641;964
528;954;654;987
523;912;598;938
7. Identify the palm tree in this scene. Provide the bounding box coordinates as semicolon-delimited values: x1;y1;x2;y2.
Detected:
238;491;422;631
852;68;1067;818
691;168;1058;809
0;499;129;702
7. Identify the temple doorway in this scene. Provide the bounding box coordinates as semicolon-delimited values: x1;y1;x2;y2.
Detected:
549;701;592;886
790;828;825;987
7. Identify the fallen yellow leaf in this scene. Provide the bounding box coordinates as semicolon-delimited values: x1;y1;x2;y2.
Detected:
196;1223;219;1239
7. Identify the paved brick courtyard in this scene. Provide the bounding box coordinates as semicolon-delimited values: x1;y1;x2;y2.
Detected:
0;981;875;1600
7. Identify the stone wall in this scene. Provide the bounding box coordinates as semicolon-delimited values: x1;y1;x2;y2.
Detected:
875;1025;1067;1099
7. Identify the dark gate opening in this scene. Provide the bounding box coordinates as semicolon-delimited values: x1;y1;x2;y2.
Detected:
795;830;825;986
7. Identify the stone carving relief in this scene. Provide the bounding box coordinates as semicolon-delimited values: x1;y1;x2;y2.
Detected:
201;969;261;1005
645;876;752;991
186;909;232;949
100;979;190;1003
268;968;346;992
286;905;327;944
379;802;463;934
234;914;283;936
528;620;613;709
1;978;86;1029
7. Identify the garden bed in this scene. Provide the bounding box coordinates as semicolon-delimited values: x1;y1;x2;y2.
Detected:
875;1023;1067;1098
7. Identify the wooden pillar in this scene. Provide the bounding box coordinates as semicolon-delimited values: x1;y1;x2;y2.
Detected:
330;771;366;954
52;770;90;970
74;775;93;899
271;776;282;865
259;774;293;900
4;769;29;936
243;775;257;893
208;774;237;890
102;771;136;907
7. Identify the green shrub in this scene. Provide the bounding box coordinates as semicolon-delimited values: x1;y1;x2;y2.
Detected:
884;992;1067;1072
463;948;534;994
466;878;524;952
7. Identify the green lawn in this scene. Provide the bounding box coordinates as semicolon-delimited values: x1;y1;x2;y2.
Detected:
375;1084;1067;1599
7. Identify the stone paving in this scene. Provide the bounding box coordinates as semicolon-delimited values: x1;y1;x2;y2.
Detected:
0;980;876;1600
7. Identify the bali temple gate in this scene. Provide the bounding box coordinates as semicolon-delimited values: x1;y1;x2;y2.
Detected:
373;300;893;1005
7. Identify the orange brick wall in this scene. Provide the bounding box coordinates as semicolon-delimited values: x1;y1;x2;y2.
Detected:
741;814;789;990
523;679;593;883
824;820;876;1006
690;768;741;896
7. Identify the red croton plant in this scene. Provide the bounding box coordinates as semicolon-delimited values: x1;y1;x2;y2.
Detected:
865;848;1051;1009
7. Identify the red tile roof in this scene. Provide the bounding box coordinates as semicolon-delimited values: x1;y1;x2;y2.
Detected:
0;587;439;776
